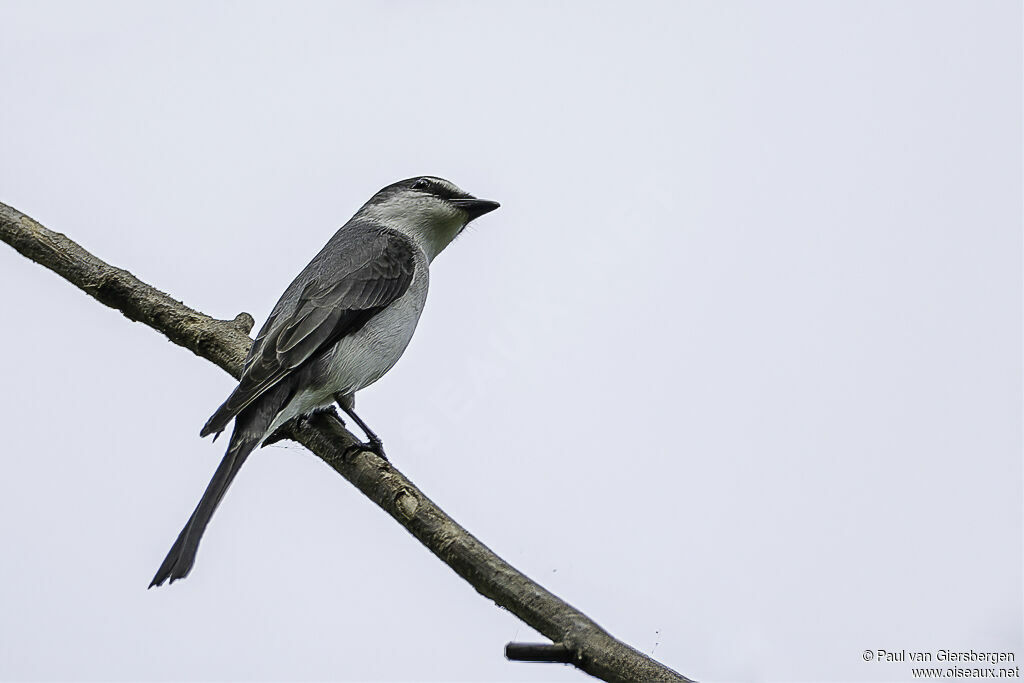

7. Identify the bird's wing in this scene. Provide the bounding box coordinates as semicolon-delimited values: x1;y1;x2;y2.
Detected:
200;229;416;438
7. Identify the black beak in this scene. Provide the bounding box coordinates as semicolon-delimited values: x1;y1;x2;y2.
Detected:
451;197;500;221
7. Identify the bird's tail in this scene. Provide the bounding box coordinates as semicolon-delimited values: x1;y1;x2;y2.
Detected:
149;429;260;588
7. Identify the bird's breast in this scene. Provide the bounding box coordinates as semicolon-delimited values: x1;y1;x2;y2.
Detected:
320;265;430;395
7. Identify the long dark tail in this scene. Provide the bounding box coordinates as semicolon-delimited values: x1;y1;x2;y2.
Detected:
149;430;260;587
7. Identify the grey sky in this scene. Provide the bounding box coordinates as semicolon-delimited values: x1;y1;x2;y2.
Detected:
0;1;1020;681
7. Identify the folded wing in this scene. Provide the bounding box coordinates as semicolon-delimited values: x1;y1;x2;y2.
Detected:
200;229;416;438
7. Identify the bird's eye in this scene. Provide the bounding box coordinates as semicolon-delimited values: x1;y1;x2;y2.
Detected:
413;178;431;190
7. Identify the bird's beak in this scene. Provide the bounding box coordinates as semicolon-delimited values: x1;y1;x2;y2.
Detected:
451;197;500;221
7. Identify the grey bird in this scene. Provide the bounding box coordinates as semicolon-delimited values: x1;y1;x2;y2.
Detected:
150;176;499;587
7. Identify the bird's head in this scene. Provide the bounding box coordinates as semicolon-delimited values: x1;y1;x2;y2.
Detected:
356;176;500;261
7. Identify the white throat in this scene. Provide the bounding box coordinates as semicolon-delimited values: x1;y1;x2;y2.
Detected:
357;196;465;263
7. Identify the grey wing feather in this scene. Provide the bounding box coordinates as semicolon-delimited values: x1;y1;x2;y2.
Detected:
200;227;416;438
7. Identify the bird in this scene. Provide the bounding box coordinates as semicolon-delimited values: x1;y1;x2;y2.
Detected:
149;176;499;587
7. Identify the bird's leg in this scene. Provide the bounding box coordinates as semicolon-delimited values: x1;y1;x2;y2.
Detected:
334;393;387;461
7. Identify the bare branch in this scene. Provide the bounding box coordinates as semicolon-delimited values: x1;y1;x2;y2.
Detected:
0;200;693;683
0;202;254;378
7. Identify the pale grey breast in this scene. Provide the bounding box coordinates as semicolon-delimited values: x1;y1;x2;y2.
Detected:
322;247;430;395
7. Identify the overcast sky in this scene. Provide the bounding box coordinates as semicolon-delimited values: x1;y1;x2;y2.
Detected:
0;2;1020;682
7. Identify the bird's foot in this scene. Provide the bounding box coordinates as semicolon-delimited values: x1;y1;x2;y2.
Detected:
343;436;387;462
263;407;345;449
298;406;344;430
316;404;344;426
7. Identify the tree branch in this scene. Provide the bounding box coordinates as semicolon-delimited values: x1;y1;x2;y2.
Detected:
0;201;693;683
